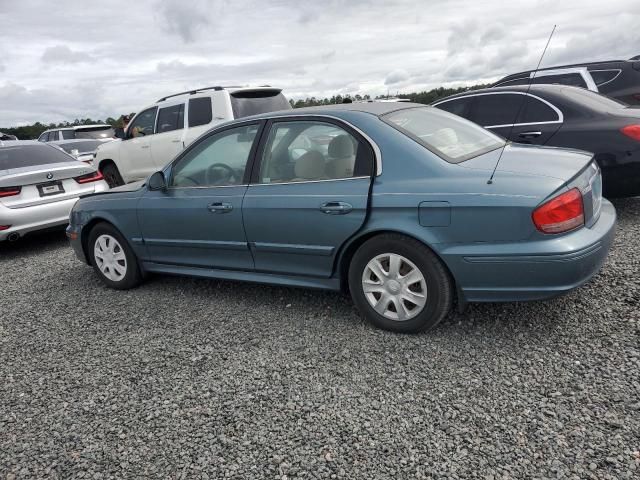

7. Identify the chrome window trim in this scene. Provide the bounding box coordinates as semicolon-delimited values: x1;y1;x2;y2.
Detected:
249;176;370;187
434;91;564;128
257;113;383;176
167;184;249;191
530;67;598;92
588;68;622;87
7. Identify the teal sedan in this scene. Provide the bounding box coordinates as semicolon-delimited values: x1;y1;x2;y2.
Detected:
67;102;616;333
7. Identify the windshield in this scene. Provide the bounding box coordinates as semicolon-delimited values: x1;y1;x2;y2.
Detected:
75;126;115;139
383;107;505;163
0;144;73;170
230;90;291;118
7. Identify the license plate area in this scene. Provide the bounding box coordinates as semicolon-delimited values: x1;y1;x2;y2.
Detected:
37;181;65;197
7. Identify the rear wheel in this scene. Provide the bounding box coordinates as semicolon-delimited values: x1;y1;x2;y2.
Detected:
348;234;453;333
101;163;124;188
88;223;142;289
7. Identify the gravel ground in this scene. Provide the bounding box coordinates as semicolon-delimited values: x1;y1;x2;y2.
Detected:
1;198;639;480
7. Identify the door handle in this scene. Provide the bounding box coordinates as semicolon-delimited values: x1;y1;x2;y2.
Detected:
141;145;150;149
518;131;542;139
320;201;352;215
208;202;233;213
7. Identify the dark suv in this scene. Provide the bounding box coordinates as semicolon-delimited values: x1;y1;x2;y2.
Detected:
493;56;640;105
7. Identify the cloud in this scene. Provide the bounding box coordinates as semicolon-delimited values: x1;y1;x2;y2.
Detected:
384;69;410;85
0;63;5;73
155;0;216;43
41;45;92;64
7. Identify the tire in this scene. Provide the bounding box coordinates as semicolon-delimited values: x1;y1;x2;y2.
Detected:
348;233;453;333
101;163;124;188
88;223;142;290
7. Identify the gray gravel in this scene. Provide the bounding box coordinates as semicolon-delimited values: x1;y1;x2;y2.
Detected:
1;198;639;480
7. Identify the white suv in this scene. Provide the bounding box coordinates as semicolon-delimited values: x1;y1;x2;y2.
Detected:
94;86;291;187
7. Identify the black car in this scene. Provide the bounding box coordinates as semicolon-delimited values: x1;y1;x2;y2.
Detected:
493;56;640;105
433;84;640;197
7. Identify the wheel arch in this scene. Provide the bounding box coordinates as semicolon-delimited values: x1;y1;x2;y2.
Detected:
335;228;459;303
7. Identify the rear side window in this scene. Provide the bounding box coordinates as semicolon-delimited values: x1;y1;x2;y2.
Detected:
230;90;291;118
519;97;559;123
188;97;212;127
61;130;75;140
435;98;474;119
589;69;621;86
469;94;522;126
157;104;185;133
0;144;72;170
532;73;587;88
384;107;505;163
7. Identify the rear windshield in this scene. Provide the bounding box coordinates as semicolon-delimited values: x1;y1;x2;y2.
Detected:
0;144;73;170
230;90;291;118
75;126;115;139
383;107;505;163
56;140;103;154
558;86;627;111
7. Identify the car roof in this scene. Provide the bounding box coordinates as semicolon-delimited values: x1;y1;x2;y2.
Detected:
432;84;581;103
497;56;638;81
45;124;111;132
245;101;426;120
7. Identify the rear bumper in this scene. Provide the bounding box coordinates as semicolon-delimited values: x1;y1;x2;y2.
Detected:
441;199;617;302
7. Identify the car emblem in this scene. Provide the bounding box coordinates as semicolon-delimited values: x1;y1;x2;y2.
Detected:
46;173;53;180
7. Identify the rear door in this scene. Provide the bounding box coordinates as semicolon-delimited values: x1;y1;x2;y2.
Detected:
150;102;185;169
468;92;563;145
242;117;375;278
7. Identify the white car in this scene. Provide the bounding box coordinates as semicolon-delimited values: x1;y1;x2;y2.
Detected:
94;86;291;187
38;124;116;142
0;141;108;242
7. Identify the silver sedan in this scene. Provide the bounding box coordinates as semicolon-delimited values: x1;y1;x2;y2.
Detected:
0;140;109;242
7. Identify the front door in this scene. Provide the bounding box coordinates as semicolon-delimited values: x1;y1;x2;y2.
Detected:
150;102;186;169
242;118;375;278
137;122;262;270
120;107;158;181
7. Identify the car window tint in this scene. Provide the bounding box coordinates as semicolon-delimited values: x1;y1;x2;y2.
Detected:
0;144;72;170
470;94;522;126
61;130;75;140
384;107;504;164
436;98;472;119
532;73;587;88
259;121;371;184
520;97;559;123
589;69;620;86
188;97;213;127
128;108;157;137
230;91;292;118
156;104;185;133
170;124;258;188
47;131;58;141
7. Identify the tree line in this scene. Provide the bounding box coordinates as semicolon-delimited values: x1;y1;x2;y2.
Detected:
1;84;488;140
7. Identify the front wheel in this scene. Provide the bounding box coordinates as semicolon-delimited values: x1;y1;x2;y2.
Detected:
348;234;453;333
88;223;142;290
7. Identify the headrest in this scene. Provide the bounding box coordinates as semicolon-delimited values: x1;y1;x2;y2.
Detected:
328;134;355;158
294;150;326;179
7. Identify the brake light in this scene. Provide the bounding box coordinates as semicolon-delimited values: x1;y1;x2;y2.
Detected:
532;188;584;234
621;124;640;141
74;170;104;184
0;225;11;231
0;186;21;198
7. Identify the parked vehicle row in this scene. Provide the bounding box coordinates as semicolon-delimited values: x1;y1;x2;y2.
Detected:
433;84;640;197
94;86;291;188
0;141;108;242
38;124;116;142
67;103;615;333
493;55;640;105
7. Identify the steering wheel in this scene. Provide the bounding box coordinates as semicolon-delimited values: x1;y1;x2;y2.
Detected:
205;163;237;185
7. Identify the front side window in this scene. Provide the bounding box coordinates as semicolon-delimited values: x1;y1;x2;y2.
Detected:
170;124;259;188
156;104;185;133
384;107;504;164
61;130;75;140
188;97;212;127
128;108;157;138
258;121;372;184
38;132;48;142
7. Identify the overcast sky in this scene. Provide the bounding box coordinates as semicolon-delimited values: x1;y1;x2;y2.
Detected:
0;0;639;126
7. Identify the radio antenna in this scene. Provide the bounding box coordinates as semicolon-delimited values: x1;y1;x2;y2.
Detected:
487;24;557;184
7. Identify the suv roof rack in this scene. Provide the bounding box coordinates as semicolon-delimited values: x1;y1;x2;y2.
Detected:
157;85;243;102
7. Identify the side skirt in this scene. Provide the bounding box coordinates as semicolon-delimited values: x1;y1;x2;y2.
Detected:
141;261;342;291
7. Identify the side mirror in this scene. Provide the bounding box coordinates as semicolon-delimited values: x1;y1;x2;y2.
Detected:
148;171;167;191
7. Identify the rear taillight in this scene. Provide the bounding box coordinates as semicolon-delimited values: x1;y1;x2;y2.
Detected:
0;225;11;231
621;124;640;141
532;188;585;234
0;186;21;198
74;170;104;184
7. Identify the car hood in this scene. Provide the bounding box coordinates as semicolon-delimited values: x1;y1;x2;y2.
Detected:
461;143;594;182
